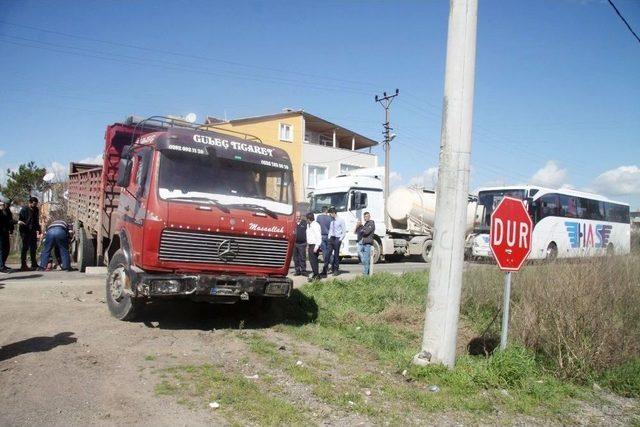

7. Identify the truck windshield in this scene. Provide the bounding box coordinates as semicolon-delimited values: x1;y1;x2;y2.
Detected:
158;151;293;215
311;192;348;213
477;189;526;228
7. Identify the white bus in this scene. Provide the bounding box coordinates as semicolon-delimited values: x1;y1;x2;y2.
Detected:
468;186;631;261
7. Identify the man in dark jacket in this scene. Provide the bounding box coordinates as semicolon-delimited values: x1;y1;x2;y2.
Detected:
0;197;14;272
18;197;41;270
293;211;307;276
355;211;376;276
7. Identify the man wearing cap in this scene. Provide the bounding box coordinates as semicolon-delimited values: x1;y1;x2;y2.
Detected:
323;207;346;276
38;219;74;271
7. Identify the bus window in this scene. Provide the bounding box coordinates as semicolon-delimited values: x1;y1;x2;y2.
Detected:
605;203;630;223
559;195;578;218
538;194;559;219
583;199;604;220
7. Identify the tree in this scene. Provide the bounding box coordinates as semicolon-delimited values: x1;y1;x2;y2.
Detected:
0;162;48;204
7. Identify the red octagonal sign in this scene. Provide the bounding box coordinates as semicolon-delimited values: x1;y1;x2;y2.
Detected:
490;196;533;271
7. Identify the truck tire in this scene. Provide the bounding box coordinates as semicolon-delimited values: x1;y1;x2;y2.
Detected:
106;249;140;321
420;240;433;263
372;240;382;264
77;227;96;272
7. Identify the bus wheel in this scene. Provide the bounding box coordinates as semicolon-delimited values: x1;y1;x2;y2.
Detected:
545;242;558;262
106;249;140;321
606;243;615;256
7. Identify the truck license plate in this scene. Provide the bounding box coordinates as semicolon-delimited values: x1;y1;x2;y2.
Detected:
265;283;288;295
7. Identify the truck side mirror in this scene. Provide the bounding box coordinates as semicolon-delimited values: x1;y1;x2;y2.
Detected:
352;191;367;210
116;146;133;187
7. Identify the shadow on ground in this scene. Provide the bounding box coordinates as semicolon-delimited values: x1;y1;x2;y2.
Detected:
0;274;43;281
0;332;77;362
132;289;318;331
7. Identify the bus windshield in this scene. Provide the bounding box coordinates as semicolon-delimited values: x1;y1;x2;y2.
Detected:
477;189;526;229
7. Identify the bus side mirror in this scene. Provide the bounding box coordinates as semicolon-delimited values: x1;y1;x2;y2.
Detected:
116;146;133;187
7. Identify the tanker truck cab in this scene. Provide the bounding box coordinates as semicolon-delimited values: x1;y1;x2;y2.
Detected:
310;169;387;262
107;122;296;320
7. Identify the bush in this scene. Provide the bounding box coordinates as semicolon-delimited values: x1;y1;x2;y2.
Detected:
463;256;640;383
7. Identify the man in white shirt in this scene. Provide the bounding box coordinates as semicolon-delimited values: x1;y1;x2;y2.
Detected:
323;207;346;276
305;212;322;281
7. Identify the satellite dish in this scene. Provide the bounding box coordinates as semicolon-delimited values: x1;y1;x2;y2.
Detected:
184;113;197;123
43;172;56;182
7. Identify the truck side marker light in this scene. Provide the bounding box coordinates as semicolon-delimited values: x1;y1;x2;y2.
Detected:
241;219;245;223
207;228;211;231
216;228;220;232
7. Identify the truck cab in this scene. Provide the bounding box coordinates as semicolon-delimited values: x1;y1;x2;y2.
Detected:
310;168;386;262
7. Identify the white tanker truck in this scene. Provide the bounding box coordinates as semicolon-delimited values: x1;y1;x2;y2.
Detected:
309;167;477;262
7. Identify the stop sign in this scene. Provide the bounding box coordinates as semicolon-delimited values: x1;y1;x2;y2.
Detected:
490;196;533;271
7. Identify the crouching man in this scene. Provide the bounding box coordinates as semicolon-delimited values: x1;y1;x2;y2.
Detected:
38;220;74;272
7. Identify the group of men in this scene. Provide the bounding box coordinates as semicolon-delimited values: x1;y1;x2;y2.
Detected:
0;196;74;273
293;206;376;281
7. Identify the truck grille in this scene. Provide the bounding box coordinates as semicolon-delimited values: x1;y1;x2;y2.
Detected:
158;229;289;268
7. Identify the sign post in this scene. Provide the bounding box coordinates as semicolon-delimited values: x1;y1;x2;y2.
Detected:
489;196;533;350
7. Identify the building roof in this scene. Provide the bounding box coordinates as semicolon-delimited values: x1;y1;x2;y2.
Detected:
206;110;379;149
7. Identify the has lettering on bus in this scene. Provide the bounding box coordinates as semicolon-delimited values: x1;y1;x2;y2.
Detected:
564;222;612;249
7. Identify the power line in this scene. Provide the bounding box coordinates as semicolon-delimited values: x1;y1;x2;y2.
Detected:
607;0;640;45
0;20;380;89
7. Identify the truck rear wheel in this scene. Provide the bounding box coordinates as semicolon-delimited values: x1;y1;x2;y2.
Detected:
420;240;433;263
76;227;96;272
106;249;140;321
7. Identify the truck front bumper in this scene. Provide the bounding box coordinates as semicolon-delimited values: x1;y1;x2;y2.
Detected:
135;273;293;301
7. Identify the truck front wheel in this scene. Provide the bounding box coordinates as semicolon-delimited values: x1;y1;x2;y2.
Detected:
106;249;140;321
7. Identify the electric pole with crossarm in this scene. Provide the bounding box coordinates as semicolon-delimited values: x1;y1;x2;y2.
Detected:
375;88;399;230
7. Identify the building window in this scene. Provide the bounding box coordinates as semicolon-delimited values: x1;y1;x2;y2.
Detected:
319;134;332;146
279;123;293;142
307;165;327;188
340;164;362;174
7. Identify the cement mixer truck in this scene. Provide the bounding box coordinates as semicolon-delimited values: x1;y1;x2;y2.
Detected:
309;167;477;263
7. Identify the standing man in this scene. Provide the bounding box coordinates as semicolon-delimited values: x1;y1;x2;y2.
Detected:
323;207;346;276
0;198;12;272
1;198;14;268
305;212;322;282
316;206;331;263
38;219;73;271
293;211;307;276
356;212;376;276
18;197;41;271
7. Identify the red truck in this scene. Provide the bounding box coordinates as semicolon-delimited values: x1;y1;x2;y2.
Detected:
68;116;296;320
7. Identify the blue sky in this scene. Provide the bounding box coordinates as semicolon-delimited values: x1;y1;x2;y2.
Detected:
1;0;639;207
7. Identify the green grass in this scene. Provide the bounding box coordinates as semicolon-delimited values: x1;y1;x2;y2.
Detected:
155;364;309;426
144;355;156;361
600;359;640;398
280;271;589;419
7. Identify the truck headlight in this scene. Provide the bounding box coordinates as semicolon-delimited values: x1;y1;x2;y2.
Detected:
151;279;182;294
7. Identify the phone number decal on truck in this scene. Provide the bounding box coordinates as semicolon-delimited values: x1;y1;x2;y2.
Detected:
167;144;207;155
260;159;290;170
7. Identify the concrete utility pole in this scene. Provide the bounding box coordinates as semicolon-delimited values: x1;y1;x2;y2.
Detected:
413;0;478;368
375;89;399;229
